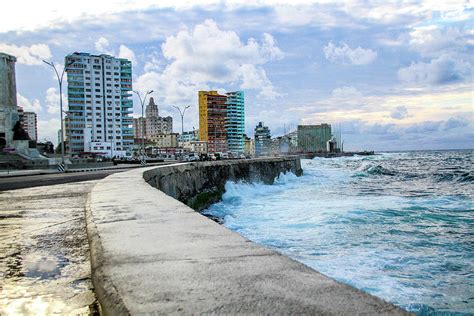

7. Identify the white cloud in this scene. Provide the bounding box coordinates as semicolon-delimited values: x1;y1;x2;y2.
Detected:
398;54;471;85
118;45;137;66
136;19;283;104
17;93;42;112
45;87;66;114
324;42;377;65
0;43;52;65
95;37;111;54
38;118;60;144
94;37;137;65
409;25;467;57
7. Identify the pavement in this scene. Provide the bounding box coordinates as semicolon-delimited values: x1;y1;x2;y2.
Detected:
0;180;99;315
87;165;410;315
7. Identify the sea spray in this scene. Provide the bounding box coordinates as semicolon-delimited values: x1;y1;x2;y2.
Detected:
203;150;474;315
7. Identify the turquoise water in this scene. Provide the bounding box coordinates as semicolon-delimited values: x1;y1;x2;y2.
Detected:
204;151;474;314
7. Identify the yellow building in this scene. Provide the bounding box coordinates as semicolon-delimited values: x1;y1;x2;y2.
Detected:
198;91;228;153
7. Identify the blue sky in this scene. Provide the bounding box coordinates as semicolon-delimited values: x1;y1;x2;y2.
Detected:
1;0;473;150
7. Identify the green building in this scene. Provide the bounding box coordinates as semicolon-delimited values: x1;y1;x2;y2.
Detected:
297;124;332;152
225;91;245;156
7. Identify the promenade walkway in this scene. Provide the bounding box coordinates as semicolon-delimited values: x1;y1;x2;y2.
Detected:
0;181;98;315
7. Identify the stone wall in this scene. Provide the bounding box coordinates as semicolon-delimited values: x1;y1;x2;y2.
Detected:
143;157;302;211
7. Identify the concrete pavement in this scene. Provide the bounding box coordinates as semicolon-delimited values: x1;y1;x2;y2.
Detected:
87;164;409;315
0;180;99;315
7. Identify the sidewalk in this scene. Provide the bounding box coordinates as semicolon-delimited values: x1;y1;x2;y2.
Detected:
0;161;179;178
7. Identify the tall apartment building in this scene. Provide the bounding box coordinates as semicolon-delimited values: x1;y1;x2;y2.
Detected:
133;97;173;139
254;121;271;157
21;111;37;141
297;124;332;152
65;52;134;157
199;91;228;153
198;90;245;155
226;91;245;155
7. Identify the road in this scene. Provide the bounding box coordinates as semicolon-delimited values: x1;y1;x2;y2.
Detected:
0;162;175;191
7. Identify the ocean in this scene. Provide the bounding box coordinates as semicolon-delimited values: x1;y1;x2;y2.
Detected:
203;150;474;315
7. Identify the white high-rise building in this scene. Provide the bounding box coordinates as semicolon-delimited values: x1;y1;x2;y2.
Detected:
65;52;134;157
22;111;37;141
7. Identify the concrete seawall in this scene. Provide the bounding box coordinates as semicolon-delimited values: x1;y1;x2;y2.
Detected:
86;158;408;315
143;157;302;211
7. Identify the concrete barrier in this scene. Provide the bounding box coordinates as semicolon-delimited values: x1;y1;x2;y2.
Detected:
86;158;408;315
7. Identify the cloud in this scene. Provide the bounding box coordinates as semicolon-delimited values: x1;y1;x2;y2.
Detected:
442;117;469;130
408;25;468;57
390;106;408;120
398;54;471;85
17;93;42;112
136;19;283;103
38;118;60;144
331;86;362;99
45;87;66;114
118;45;137;66
95;37;111;54
0;43;52;65
324;42;377;65
94;37;137;65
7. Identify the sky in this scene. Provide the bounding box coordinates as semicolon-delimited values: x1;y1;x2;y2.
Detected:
1;0;473;151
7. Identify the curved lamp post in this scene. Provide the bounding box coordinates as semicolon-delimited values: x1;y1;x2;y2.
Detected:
132;90;153;163
42;59;75;171
172;105;191;135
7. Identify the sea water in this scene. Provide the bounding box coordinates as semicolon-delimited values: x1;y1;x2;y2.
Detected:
203;150;474;315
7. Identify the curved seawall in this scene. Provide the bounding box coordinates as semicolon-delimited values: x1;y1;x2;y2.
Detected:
85;158;408;315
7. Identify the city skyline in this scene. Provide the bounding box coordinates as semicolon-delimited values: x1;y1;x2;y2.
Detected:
0;1;472;151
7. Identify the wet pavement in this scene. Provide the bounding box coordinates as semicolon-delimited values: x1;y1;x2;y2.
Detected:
0;180;99;315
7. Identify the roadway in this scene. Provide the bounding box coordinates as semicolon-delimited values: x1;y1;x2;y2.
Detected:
0;162;175;191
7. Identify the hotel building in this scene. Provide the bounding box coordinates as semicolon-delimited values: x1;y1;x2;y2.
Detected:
65;52;134;157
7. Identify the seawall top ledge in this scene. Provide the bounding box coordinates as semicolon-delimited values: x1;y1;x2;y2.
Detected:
86;158;409;315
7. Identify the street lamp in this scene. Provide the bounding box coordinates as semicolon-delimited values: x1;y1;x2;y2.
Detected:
172;105;191;135
42;59;75;171
132;90;153;163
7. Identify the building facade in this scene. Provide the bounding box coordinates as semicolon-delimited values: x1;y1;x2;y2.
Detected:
149;132;178;148
21;111;37;141
254;121;271;157
0;53;19;149
297;124;332;152
225;91;245;155
65;52;134;157
133;97;173;139
198;91;228;153
198;90;245;155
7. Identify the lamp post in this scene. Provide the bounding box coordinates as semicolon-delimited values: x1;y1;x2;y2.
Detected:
172;105;191;135
42;59;75;171
132;90;153;163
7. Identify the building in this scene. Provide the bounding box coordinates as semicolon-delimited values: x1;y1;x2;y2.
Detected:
21;111;37;141
181;140;208;154
149;132;178;148
225;91;245;155
297;124;332;152
199;91;228;153
243;134;252;156
65;52;134;157
133;97;173;139
254;122;271;157
0;53;19;149
178;130;199;143
198;90;245;155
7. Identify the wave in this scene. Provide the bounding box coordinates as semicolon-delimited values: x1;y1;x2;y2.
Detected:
353;162;397;177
